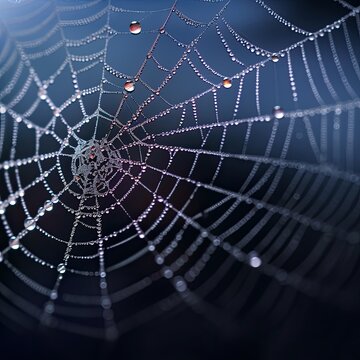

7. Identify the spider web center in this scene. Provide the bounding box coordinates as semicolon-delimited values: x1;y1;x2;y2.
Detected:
71;138;122;196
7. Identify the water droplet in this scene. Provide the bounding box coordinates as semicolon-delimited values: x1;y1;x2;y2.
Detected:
8;195;16;206
44;200;53;212
57;263;66;274
335;107;342;116
163;268;173;279
222;78;232;88
50;290;58;300
0;251;3;262
213;238;220;246
271;54;279;62
249;252;262;268
101;297;111;309
24;217;36;231
0;203;5;215
0;104;6;114
9;236;20;250
38;88;47;100
273;106;285;119
129;21;141;35
159;27;165;34
155;255;164;265
124;80;135;93
174;277;187;292
53;108;60;117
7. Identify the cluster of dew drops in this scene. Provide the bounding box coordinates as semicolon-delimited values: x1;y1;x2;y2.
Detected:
0;18;284;267
125;20;284;119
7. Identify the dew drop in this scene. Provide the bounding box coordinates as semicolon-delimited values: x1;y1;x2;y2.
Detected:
8;195;16;206
24;217;36;231
101;297;111;309
44;200;53;212
249;252;262;268
271;54;279;63
129;21;141;35
213;238;220;246
38;88;47;100
163;268;173;279
9;236;20;250
155;255;164;265
174;277;187;292
53;108;60;117
50;290;58;300
222;78;232;88
0;104;6;114
273;106;285;119
124;80;135;93
57;263;66;274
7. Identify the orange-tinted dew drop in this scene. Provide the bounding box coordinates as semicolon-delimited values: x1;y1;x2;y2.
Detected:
129;21;141;35
124;80;135;93
223;78;232;88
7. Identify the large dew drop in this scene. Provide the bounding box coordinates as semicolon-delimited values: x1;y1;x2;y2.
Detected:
249;252;262;268
44;200;53;212
129;21;141;35
222;78;232;88
24;217;36;231
124;80;135;93
271;54;279;63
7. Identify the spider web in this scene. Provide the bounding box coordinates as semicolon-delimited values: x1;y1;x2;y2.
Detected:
0;0;360;340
